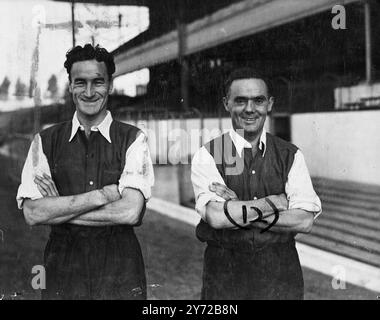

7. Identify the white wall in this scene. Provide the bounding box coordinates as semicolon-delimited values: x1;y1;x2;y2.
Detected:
291;110;380;186
123;111;379;185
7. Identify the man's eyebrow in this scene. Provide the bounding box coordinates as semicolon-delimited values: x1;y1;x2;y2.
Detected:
234;95;267;99
73;77;105;82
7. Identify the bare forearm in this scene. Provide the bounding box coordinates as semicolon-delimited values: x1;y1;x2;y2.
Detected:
69;219;116;226
23;189;108;225
40;213;78;225
68;207;142;226
205;195;285;229
68;207;124;225
68;189;145;226
254;209;314;234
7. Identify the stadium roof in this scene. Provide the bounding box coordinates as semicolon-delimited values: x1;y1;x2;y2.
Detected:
56;0;361;76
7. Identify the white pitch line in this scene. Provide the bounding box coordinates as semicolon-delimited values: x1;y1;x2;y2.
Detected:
295;242;380;293
147;197;380;293
147;197;201;226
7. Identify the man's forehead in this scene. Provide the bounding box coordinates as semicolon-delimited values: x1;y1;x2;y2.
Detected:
230;78;268;95
70;59;108;78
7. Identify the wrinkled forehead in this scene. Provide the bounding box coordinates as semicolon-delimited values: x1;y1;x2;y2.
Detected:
229;78;269;97
70;59;109;80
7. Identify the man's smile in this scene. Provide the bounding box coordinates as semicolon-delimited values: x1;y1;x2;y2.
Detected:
240;115;259;123
80;97;101;103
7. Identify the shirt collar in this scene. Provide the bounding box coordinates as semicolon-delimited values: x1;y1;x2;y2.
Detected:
69;111;113;143
228;128;267;157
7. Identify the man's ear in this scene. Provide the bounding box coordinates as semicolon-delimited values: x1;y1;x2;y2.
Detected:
267;96;274;113
108;80;113;94
68;82;73;93
223;97;229;112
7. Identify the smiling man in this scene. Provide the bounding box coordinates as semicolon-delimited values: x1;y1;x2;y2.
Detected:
16;44;154;300
191;67;321;300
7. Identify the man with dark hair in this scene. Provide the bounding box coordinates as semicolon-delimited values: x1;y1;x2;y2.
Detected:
191;67;321;300
64;44;116;81
17;44;154;300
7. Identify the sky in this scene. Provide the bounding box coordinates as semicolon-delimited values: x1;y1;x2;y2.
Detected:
0;0;150;111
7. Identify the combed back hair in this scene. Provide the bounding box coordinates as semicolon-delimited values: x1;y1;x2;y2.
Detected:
64;44;115;82
224;67;273;98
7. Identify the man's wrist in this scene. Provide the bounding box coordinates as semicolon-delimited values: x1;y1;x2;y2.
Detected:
224;200;249;230
250;196;286;216
249;198;268;215
93;189;109;207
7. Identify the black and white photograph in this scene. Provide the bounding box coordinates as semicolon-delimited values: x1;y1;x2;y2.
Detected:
0;0;379;304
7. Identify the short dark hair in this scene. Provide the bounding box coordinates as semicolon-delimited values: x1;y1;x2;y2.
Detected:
64;44;115;82
224;67;272;97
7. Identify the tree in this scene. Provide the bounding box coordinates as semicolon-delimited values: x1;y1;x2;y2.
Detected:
15;78;28;100
47;74;59;100
0;76;11;100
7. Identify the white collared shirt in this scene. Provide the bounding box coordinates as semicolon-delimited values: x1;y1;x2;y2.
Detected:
191;129;322;220
16;112;154;208
229;128;267;157
69;111;113;143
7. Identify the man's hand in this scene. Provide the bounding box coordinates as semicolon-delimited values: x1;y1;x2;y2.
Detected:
100;184;121;203
209;182;239;201
34;174;59;197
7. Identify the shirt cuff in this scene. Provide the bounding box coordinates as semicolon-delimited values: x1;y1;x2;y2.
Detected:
118;175;152;201
16;194;43;209
195;193;225;220
16;183;43;209
289;200;322;219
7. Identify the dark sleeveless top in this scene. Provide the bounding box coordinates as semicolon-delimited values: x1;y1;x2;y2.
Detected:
196;132;299;250
40;120;140;198
39;119;147;300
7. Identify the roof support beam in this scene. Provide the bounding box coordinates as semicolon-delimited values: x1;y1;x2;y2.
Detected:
364;0;373;84
114;0;359;76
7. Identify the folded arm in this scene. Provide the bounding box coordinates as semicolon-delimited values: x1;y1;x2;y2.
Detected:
69;187;145;226
23;189;108;225
206;199;314;234
25;174;145;226
19;131;153;227
205;183;314;234
22;176;120;226
191;146;320;235
250;208;314;233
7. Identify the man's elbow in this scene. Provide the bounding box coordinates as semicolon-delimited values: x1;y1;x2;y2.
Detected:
300;214;314;234
205;208;226;229
118;214;140;226
23;204;39;226
119;206;145;226
23;201;45;226
125;212;142;226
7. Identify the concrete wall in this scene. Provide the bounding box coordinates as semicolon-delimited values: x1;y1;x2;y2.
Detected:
291;110;380;186
124;111;379;186
335;82;380;109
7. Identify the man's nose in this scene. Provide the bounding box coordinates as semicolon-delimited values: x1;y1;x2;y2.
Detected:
84;83;95;97
245;99;256;112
